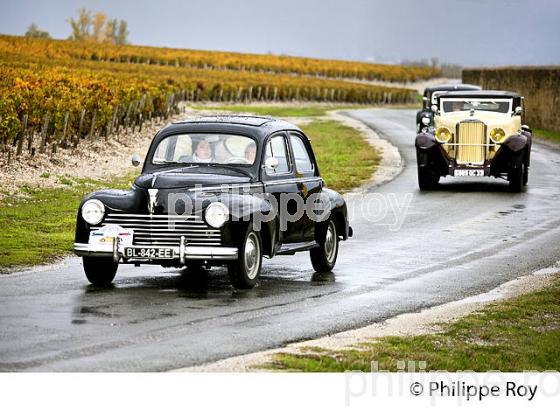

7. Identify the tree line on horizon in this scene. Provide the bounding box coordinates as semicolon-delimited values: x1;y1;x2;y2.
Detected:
25;8;129;45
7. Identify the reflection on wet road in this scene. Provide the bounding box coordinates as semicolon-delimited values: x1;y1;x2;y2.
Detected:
1;109;560;371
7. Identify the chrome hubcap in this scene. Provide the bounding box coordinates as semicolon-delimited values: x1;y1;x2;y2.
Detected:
325;221;337;264
244;232;260;280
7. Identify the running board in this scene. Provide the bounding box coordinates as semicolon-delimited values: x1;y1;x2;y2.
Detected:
276;241;319;255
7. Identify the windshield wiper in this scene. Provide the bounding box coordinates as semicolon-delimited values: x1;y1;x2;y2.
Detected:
201;163;254;179
155;160;199;167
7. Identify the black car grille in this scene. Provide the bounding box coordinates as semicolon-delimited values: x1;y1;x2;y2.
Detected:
94;213;221;246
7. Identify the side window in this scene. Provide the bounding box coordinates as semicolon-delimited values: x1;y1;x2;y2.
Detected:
264;135;290;175
289;134;314;174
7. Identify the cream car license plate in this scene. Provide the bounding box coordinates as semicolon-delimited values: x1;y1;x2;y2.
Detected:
124;247;174;259
454;169;484;177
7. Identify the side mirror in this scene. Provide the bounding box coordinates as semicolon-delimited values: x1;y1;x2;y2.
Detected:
422;97;428;102
131;154;141;167
513;106;523;116
431;104;439;114
264;156;279;172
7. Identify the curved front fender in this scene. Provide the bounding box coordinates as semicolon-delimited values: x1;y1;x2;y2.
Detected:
502;134;529;153
75;188;144;243
415;132;439;150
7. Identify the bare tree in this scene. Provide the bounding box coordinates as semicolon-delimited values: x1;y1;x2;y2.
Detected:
116;20;129;45
92;12;108;43
67;8;129;44
105;18;118;43
25;23;50;39
431;57;440;69
68;8;92;41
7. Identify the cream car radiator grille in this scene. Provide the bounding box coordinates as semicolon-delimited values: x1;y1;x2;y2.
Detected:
93;213;221;246
456;121;486;165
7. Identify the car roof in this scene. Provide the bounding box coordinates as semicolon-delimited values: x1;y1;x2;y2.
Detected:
173;115;275;127
425;84;481;93
437;90;521;99
159;115;302;142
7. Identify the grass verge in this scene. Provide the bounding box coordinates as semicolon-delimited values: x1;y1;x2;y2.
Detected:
190;103;363;117
0;112;379;270
267;274;560;372
0;174;137;270
534;128;560;144
301;120;379;192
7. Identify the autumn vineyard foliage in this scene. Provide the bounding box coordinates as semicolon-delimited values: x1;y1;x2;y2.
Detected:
0;35;437;151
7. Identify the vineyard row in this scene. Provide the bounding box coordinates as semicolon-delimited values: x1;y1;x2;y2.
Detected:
0;35;440;83
1;86;414;161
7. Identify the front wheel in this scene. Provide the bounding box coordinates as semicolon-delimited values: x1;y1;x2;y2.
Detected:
310;219;339;272
418;165;439;191
228;227;262;289
508;166;523;192
83;256;118;286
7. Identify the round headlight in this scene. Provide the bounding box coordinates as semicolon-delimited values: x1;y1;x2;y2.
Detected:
490;127;506;143
435;127;452;143
421;116;431;125
205;202;229;228
81;199;105;225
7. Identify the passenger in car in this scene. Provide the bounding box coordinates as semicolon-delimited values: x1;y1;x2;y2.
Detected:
192;139;214;163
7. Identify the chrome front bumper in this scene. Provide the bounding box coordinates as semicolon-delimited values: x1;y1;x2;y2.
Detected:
74;239;238;263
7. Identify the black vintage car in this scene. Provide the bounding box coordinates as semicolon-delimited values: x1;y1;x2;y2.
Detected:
74;116;352;289
416;84;481;132
415;90;532;192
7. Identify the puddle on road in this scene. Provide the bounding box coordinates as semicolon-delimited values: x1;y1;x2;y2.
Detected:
70;265;340;326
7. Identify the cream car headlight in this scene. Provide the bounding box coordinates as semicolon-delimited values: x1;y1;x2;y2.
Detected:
205;202;229;228
81;199;105;225
435;127;452;143
421;116;431;125
490;127;506;143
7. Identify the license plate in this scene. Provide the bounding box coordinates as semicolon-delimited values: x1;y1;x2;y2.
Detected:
454;169;484;177
124;247;174;259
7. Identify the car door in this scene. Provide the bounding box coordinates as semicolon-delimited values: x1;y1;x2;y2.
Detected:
288;131;324;242
260;132;300;245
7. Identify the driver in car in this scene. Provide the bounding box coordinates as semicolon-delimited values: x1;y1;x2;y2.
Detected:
192;139;214;163
244;142;257;163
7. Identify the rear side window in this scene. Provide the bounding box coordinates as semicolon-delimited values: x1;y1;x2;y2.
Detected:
264;135;290;174
289;134;314;174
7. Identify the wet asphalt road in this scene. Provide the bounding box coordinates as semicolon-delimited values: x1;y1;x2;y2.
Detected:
2;108;560;371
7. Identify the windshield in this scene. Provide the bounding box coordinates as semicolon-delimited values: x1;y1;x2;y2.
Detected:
152;133;257;166
440;98;512;114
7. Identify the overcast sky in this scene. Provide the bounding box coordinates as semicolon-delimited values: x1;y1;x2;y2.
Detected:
1;0;559;67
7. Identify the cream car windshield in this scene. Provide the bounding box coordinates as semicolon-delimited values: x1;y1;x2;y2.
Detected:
152;134;257;166
440;98;512;114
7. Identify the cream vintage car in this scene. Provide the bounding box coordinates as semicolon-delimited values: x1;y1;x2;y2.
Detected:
415;90;532;192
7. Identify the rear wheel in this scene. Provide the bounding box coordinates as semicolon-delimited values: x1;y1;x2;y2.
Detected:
522;162;529;186
310;219;339;272
82;256;118;286
228;227;262;289
508;166;523;192
418;165;439;191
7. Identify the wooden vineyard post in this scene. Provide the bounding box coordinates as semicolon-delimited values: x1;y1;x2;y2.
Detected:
74;109;85;147
109;106;118;136
88;111;97;139
27;125;34;153
124;102;132;131
60;111;69;147
39;114;50;153
16;114;28;156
